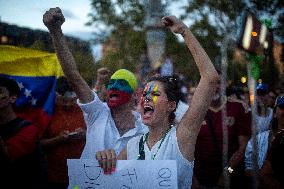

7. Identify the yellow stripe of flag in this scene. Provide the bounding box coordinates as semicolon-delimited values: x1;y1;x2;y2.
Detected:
0;45;64;77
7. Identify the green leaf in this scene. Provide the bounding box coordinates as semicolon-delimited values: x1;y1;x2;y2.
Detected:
262;19;272;28
251;61;260;80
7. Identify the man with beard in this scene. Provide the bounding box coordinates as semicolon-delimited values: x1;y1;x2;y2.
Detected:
43;8;147;159
192;75;251;189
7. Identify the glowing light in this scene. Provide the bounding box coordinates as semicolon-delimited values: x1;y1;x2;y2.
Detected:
263;41;268;49
259;25;267;44
1;36;8;43
250;94;254;104
241;77;247;84
251;31;257;37
242;16;253;50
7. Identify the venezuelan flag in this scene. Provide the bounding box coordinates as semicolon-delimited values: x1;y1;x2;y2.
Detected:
0;45;63;136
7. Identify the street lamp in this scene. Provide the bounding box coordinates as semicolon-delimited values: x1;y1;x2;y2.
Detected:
241;76;247;84
238;13;270;53
237;12;273;189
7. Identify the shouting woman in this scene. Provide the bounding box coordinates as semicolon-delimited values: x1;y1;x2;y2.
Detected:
96;16;218;189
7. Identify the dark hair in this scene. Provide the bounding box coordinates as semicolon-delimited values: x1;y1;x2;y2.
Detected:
0;76;20;97
148;75;181;124
56;77;73;96
271;95;284;131
226;85;244;100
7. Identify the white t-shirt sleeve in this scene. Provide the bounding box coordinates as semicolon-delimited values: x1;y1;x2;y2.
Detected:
77;91;109;129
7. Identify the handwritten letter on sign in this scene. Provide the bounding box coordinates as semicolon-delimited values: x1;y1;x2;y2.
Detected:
67;159;177;189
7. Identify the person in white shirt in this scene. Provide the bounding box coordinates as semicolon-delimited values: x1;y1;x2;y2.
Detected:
95;16;218;189
245;95;284;188
43;8;148;158
256;83;273;133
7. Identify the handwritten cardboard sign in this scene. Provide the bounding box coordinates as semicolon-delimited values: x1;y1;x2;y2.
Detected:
67;159;177;189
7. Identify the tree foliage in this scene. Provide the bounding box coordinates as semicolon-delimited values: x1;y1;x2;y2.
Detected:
88;0;283;86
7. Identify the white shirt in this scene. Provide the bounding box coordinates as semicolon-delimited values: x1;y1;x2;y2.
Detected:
255;108;273;133
245;130;271;170
78;92;148;158
127;127;194;189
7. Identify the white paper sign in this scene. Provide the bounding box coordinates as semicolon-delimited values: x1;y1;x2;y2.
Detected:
67;159;177;189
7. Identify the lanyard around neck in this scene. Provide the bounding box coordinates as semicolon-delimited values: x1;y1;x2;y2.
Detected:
137;126;172;160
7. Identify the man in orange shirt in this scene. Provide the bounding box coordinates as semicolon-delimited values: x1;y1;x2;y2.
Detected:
41;77;86;189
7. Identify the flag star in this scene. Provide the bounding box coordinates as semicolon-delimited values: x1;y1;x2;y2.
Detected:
31;97;37;105
17;82;24;90
24;89;32;98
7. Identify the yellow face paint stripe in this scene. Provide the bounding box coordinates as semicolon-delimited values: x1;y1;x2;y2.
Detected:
153;96;157;106
153;84;159;106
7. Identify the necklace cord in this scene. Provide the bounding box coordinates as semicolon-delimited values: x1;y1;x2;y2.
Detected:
137;126;171;160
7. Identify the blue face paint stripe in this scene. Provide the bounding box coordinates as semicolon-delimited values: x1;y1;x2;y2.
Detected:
106;79;133;94
145;82;154;99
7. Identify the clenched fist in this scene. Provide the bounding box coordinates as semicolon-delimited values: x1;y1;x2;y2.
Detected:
43;7;65;32
161;16;188;35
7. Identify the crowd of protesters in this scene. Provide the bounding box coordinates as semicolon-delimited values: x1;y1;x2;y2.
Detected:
0;6;284;189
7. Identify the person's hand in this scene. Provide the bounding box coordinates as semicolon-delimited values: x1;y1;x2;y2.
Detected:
43;7;65;32
161;16;188;35
96;149;117;175
97;67;110;83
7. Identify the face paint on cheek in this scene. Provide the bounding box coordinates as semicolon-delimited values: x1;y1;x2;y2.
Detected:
153;84;159;106
107;90;131;108
153;96;157;106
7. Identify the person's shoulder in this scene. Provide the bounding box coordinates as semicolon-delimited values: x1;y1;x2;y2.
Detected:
8;118;38;141
13;118;35;130
18;121;38;134
227;97;250;113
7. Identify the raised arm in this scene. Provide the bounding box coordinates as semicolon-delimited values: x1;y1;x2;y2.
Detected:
162;16;218;161
43;7;93;103
93;67;110;101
